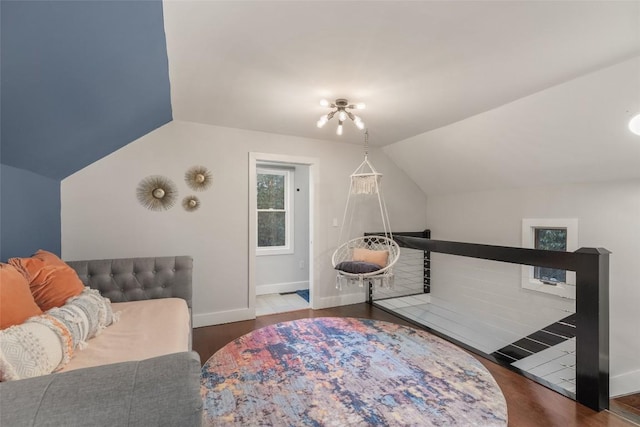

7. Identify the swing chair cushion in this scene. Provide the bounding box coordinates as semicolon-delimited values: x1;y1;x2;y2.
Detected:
335;261;383;275
352;248;389;268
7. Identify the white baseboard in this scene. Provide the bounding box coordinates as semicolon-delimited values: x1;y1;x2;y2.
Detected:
611;368;640;397
193;287;367;326
256;281;308;296
193;307;255;328
313;290;366;310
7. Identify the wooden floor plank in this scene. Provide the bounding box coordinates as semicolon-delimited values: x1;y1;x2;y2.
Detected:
610;394;640;426
193;303;635;427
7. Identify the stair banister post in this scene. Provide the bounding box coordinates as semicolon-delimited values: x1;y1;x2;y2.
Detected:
574;247;610;411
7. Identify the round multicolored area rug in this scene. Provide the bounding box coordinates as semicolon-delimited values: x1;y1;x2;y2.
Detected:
201;317;507;426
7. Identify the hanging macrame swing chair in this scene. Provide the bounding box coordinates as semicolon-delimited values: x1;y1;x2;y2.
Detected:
331;130;400;290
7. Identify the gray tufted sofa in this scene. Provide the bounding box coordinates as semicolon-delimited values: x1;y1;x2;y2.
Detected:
68;255;196;338
67;256;194;308
0;255;203;427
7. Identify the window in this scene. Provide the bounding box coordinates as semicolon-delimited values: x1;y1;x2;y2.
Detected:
534;228;567;284
257;167;294;255
521;218;577;299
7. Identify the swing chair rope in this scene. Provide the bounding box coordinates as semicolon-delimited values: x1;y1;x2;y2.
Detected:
350;130;382;195
377;185;393;241
334;128;400;287
364;129;369;157
338;181;355;247
338;128;394;241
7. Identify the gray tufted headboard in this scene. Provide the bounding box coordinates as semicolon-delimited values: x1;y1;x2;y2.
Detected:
66;256;193;309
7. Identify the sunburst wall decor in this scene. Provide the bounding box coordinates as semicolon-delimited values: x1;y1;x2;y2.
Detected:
182;195;201;212
136;175;178;211
185;165;212;191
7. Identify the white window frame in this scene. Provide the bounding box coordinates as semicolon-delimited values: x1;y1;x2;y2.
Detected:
256;167;294;256
521;218;578;299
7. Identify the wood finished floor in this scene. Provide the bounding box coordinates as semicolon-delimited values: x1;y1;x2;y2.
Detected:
193;303;636;427
611;393;640;425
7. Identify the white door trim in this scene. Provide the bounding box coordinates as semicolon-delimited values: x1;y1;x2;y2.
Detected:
249;152;319;313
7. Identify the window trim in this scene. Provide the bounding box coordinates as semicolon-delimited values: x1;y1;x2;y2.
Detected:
256;167;294;256
521;218;578;299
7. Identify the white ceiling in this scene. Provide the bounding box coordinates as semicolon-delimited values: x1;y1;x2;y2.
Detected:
163;1;640;148
383;56;640;195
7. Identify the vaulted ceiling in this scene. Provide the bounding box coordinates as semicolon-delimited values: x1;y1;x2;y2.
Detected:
164;1;640;146
2;1;639;191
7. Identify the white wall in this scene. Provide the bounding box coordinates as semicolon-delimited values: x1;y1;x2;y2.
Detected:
61;120;427;326
425;178;640;396
255;164;310;295
382;56;640;195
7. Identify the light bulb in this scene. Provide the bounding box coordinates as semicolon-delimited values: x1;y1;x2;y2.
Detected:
317;115;328;128
338;110;348;121
353;115;365;130
356;103;366;110
319;99;330;107
629;113;640;136
336;123;343;136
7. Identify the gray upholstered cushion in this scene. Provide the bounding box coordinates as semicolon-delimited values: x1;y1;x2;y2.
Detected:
0;351;203;427
66;256;192;308
335;261;383;274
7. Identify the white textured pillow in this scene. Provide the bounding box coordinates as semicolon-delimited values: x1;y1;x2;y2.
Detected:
0;316;72;381
46;287;116;349
0;287;116;381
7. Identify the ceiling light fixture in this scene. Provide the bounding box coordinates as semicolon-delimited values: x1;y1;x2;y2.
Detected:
317;98;365;135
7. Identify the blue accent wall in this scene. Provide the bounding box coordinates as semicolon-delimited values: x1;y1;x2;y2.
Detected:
0;165;61;261
1;0;172;180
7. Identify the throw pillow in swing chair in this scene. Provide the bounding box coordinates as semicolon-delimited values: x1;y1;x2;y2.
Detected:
335;261;383;274
352;248;389;268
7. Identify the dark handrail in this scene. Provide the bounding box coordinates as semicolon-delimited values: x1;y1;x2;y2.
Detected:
392;234;610;412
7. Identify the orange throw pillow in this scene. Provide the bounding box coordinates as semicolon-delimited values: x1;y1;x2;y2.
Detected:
9;250;85;312
0;263;43;329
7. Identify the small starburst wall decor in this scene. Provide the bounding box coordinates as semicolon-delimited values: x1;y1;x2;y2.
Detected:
182;195;201;212
185;166;213;191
